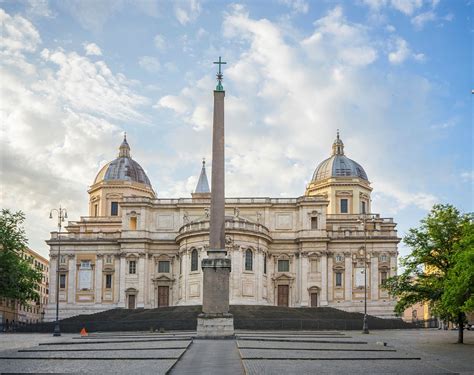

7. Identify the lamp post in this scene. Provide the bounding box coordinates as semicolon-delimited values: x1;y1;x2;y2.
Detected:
49;206;67;337
358;213;374;334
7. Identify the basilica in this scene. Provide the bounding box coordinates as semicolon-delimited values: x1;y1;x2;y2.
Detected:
45;132;399;320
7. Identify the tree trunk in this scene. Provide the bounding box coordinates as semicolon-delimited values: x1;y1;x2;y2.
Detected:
457;312;465;344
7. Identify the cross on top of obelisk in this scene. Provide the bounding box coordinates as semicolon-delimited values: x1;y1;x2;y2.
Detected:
213;56;226;91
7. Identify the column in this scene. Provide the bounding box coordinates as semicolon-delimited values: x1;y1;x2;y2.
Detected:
137;254;145;307
67;255;75;304
49;256;57;304
320;253;328;306
371;255;379;301
300;253;309;306
344;253;352;302
119;255;126;306
327;256;334;302
95;255;103;304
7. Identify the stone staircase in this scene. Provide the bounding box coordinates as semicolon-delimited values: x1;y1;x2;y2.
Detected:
16;305;414;333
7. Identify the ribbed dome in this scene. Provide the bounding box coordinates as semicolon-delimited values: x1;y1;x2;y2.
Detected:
312;132;368;182
93;135;152;187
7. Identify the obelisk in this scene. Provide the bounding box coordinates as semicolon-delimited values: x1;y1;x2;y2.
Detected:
196;57;234;337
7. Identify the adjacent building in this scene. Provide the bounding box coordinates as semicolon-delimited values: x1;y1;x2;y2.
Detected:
0;248;49;328
45;133;399;321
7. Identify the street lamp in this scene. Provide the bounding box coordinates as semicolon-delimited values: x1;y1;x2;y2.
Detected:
49;206;67;337
358;213;375;334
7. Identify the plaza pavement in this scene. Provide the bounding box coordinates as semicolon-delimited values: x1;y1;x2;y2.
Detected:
0;329;472;374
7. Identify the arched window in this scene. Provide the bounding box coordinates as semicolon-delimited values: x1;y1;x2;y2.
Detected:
191;249;198;271
245;249;253;271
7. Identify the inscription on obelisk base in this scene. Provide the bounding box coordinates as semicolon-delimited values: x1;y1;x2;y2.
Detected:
196;58;234;338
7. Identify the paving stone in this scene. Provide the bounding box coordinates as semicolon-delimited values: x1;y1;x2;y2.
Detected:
36;340;191;350
0;348;186;359
0;359;177;374
239;348;419;359
242;359;454;375
237;340;394;351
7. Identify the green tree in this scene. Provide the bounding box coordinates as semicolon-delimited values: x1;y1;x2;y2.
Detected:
0;209;41;305
385;204;473;343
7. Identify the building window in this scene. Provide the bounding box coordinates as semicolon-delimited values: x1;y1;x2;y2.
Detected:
59;274;66;289
380;254;388;262
310;217;318;229
179;256;182;274
59;255;67;264
310;259;318;273
105;274;112;289
158;261;170;273
130;216;137;230
335;272;343;287
129;260;136;274
335;254;343;262
278;260;289;272
94;204;98;217
381;271;388;285
111;202;119;216
245;249;253;271
340;199;348;214
106;255;113;264
191;249;198;272
263;254;267;274
361;201;366;214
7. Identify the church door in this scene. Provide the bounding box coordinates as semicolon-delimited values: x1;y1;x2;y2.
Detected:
128;294;136;309
277;285;289;306
158;286;169;307
310;293;318;307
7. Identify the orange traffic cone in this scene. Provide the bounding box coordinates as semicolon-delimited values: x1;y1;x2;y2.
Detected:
80;328;88;337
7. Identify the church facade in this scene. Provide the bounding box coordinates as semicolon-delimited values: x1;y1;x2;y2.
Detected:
45;133;399;320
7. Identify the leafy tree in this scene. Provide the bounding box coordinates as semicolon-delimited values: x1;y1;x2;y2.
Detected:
385;204;473;343
0;209;41;305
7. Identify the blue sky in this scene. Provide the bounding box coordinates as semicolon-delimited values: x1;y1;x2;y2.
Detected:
1;0;472;258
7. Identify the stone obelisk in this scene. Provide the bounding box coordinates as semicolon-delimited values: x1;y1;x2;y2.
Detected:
196;57;234;337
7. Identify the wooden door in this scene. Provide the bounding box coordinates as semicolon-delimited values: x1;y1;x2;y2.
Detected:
310;293;318;307
128;294;136;309
158;286;169;307
277;285;289;306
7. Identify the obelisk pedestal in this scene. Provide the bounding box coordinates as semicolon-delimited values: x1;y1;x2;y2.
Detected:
197;61;234;338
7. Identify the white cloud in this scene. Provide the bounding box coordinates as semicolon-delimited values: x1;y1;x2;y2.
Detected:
25;0;55;18
174;0;201;25
386;24;396;32
388;37;424;64
83;42;102;56
154;34;165;49
390;0;423;15
411;10;436;29
279;0;309;14
156;95;189;114
138;56;161;73
0;9;149;255
0;9;41;53
460;171;474;183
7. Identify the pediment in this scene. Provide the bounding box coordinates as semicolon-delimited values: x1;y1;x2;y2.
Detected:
152;275;174;283
272;273;294;281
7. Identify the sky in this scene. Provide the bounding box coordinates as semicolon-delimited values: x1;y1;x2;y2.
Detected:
0;0;472;259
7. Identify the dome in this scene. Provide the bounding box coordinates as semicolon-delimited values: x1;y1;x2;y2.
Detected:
93;135;152;186
311;131;368;182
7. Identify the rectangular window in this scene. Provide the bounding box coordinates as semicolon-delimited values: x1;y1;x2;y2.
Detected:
60;255;67;264
106;255;112;264
381;271;388;285
111;202;119;216
335;272;343;287
361;201;366;214
311;217;318;229
335;255;343;262
94;204;98;217
105;274;112;289
130;217;137;230
158;261;170;273
278;260;289;272
129;260;136;274
310;259;318;273
263;254;267;274
340;199;348;213
59;274;66;289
